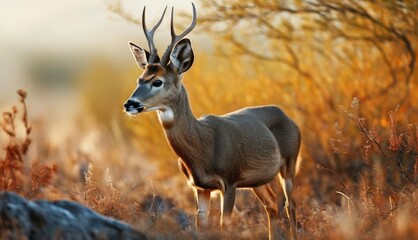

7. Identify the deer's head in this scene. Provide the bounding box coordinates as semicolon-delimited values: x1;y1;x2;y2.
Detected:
124;4;196;116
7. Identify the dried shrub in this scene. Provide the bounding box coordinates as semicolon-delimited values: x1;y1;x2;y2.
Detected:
332;98;417;194
0;89;57;198
84;163;125;220
0;91;29;191
30;161;58;197
328;97;417;233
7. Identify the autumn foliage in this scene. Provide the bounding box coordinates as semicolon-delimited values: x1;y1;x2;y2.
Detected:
1;0;417;239
0;90;57;198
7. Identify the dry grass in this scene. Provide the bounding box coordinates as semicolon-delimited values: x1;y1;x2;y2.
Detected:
0;87;416;239
3;0;415;238
0;89;57;199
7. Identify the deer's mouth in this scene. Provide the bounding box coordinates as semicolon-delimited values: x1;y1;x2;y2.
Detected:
124;100;145;115
126;105;144;115
126;106;144;115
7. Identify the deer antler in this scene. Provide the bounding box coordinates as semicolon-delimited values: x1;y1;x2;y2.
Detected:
142;6;167;64
159;3;197;67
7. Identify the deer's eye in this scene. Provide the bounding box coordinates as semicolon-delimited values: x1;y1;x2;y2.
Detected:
152;80;163;88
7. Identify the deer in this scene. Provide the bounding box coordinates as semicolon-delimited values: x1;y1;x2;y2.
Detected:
123;3;301;240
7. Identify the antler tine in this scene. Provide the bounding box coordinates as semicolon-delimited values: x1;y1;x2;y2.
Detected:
142;6;167;63
160;3;197;66
172;3;197;42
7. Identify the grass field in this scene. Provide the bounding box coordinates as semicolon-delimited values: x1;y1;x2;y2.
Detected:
1;81;416;239
1;1;417;239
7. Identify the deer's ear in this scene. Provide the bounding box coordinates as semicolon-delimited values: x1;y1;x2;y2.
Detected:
169;38;194;75
129;42;149;69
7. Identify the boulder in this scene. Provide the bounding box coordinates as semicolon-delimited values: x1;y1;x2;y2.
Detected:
0;191;146;240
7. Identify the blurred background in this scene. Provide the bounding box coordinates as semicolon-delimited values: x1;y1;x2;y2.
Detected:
1;0;417;238
0;0;203;142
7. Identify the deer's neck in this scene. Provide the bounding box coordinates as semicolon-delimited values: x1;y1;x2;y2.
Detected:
158;85;213;166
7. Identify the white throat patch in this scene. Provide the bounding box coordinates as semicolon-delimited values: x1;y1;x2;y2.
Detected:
158;107;175;124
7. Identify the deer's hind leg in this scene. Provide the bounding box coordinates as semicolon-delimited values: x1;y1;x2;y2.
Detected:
253;183;279;240
279;162;297;240
269;175;287;219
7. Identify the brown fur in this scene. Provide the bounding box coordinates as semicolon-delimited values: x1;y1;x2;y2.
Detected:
140;64;166;81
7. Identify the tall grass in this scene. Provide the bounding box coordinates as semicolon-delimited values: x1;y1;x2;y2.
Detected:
0;90;56;198
0;83;418;239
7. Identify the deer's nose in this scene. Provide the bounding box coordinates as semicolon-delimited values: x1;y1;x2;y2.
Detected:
124;99;141;110
124;99;145;114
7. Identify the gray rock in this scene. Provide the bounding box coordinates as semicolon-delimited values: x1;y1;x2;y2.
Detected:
0;191;146;240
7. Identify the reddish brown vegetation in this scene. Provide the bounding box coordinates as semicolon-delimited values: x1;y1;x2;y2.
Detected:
0;90;56;198
331;98;417;195
1;89;417;239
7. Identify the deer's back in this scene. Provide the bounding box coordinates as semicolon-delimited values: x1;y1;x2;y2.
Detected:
198;105;298;187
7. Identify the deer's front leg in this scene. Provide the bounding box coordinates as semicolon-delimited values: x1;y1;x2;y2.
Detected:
220;185;236;229
194;188;211;228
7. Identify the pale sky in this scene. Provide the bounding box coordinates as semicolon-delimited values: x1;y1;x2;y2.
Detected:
0;0;208;104
0;0;198;55
0;0;210;144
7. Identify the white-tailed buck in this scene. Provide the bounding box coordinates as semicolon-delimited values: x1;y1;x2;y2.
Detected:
124;3;301;239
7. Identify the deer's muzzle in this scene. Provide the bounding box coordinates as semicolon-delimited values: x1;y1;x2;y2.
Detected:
124;99;144;115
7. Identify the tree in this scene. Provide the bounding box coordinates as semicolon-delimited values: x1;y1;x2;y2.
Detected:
196;0;418;170
108;0;417;199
